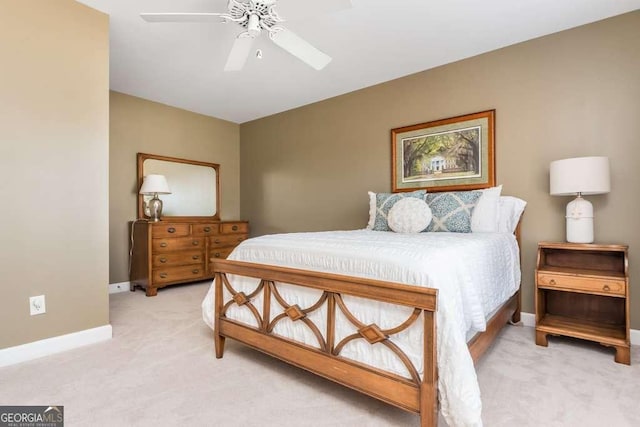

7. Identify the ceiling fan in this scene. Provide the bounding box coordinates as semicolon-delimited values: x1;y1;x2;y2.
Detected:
141;0;352;71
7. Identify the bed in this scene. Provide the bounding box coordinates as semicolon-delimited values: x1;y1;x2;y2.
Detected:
202;195;524;427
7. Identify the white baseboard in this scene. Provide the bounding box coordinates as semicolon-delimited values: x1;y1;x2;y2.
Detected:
520;311;639;346
109;281;130;294
520;312;535;327
0;324;112;368
631;329;640;346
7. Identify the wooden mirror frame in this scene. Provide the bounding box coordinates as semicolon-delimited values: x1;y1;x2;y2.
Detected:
136;153;221;222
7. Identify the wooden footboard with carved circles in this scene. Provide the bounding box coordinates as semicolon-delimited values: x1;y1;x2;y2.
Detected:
211;220;523;427
212;259;440;426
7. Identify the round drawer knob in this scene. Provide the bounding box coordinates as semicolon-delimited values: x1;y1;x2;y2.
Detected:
160;242;168;248
192;240;199;246
238;237;243;242
192;255;200;260
549;279;556;285
159;258;167;263
214;239;220;244
160;273;168;279
192;269;199;274
168;227;176;233
603;284;610;291
214;252;221;258
232;225;238;231
204;227;211;232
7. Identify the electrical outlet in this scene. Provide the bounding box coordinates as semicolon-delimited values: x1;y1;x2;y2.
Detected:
29;295;46;316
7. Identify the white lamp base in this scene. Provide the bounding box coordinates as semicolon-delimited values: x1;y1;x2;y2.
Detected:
565;195;594;243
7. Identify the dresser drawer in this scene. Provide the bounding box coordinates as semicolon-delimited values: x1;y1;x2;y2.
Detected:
153;237;204;252
153;264;205;284
209;247;235;261
537;273;625;297
209;234;248;248
193;223;219;236
220;222;248;234
152;223;190;238
152;250;204;268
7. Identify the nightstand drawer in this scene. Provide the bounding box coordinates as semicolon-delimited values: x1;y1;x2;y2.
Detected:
537;273;625;296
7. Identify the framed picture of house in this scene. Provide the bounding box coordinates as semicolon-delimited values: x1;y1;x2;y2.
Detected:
391;110;495;193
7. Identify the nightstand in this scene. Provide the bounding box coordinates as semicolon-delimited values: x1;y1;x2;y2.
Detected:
535;242;630;364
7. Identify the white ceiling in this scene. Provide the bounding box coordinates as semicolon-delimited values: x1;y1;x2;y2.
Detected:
78;0;640;124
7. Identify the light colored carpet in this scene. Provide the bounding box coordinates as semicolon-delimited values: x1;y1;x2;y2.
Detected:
0;281;638;426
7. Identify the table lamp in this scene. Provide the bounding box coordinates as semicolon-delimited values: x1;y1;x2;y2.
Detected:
549;156;610;243
139;174;171;222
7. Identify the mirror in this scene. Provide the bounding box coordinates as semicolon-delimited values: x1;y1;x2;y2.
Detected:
137;153;220;221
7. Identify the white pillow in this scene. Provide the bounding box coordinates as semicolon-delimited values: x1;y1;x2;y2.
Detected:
498;196;527;233
471;185;502;233
367;191;376;229
387;198;432;233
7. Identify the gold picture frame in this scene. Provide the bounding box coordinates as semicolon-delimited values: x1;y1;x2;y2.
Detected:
391;110;495;192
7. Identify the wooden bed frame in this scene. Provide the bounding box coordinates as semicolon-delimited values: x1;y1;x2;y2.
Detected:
211;222;522;427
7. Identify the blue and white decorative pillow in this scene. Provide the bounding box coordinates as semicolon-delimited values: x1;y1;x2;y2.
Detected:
368;190;427;231
425;191;482;233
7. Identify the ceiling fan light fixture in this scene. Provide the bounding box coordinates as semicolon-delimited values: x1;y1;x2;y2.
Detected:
247;14;261;36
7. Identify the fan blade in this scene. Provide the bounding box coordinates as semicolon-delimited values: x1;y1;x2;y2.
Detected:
140;13;226;23
270;28;331;70
224;35;255;71
276;0;352;21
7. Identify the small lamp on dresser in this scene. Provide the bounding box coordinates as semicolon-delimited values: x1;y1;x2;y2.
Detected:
549;156;610;243
139;174;171;222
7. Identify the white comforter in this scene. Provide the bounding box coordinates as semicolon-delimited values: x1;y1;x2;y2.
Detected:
202;230;521;427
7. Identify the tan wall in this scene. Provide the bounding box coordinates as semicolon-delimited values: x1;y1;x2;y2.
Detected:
109;92;240;284
241;12;640;328
0;1;109;348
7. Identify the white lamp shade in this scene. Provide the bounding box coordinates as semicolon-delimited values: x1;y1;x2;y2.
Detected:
550;156;610;196
139;174;171;195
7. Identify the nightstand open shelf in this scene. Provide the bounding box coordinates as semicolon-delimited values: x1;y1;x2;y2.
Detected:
535;242;630;364
537;314;627;345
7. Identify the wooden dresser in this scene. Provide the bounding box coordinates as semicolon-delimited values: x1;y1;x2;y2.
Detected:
130;220;249;296
535;242;630;364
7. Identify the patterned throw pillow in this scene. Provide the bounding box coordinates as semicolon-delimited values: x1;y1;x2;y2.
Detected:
388;198;433;233
425;191;482;233
371;190;427;231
